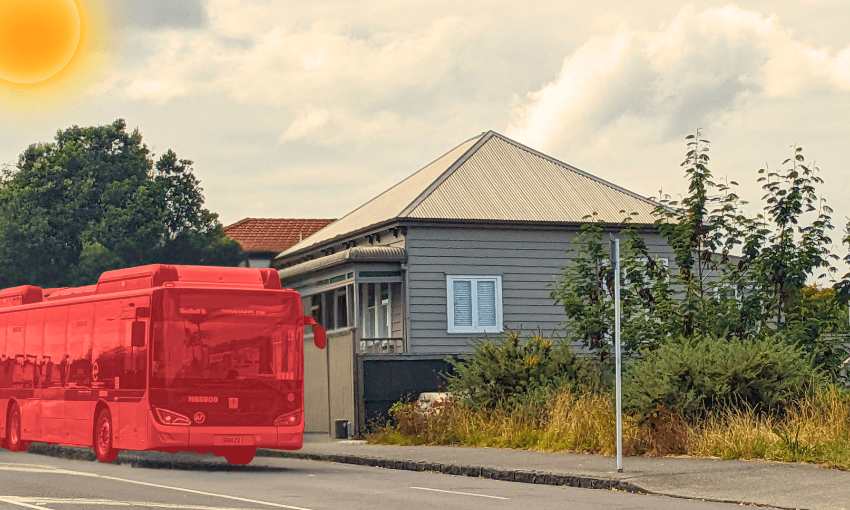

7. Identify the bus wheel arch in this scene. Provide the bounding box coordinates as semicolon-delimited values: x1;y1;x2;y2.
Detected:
92;402;119;463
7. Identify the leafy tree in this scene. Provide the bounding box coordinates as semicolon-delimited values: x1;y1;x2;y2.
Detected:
549;214;675;358
782;286;850;375
745;146;839;329
653;129;750;339
0;119;242;288
552;130;849;377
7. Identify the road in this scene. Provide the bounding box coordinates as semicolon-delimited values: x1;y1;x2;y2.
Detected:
0;449;754;509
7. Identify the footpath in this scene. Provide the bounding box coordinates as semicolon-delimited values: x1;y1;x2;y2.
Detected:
28;433;849;510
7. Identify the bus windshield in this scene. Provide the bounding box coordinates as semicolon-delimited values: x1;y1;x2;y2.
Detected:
152;290;301;388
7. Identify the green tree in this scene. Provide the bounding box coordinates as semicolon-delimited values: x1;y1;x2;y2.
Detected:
653;129;750;339
0;119;242;288
782;286;849;375
745;146;838;329
549;214;675;358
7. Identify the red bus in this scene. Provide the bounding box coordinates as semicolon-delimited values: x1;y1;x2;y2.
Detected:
0;264;326;465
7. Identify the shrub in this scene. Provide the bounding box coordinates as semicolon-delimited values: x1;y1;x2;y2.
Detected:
443;331;600;414
623;335;817;421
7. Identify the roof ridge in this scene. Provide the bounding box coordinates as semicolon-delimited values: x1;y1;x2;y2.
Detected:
399;131;494;217
225;217;336;229
488;132;661;210
235;217;336;222
223;217;253;230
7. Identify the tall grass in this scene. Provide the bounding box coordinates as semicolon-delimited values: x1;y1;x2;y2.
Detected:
368;386;850;470
370;388;633;455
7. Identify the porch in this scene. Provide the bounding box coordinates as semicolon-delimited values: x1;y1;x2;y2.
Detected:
278;246;409;352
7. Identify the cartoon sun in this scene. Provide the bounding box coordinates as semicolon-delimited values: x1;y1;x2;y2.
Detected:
0;0;82;84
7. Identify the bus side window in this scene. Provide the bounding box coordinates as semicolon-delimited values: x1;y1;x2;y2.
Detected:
122;321;147;390
0;312;8;389
44;307;68;388
5;312;25;388
151;324;165;384
67;304;94;388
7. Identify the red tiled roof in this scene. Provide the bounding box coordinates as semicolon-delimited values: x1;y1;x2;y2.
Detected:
223;218;336;253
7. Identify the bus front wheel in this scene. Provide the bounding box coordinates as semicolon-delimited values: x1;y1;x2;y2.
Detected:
7;403;24;452
93;408;119;463
224;446;256;465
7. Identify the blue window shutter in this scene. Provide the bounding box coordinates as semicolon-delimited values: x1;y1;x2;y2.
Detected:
453;280;472;327
477;280;496;327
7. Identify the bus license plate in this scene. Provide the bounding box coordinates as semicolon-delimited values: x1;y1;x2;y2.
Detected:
215;435;254;446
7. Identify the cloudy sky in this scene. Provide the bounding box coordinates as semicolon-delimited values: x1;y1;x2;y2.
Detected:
2;0;850;267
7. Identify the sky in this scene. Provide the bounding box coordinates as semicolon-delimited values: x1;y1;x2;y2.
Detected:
2;0;850;274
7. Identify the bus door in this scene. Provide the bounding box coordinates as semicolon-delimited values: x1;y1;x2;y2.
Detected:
65;303;94;446
42;306;68;443
21;308;45;440
114;298;150;449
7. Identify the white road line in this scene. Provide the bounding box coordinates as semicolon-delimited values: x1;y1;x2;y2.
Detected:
410;486;510;500
0;497;265;509
0;495;55;510
0;462;314;510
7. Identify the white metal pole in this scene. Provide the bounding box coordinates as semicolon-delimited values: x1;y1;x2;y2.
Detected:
614;238;623;473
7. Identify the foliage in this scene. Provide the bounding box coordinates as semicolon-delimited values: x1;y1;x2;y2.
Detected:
781;286;850;378
0;119;242;288
622;335;817;421
653;129;751;339
652;132;845;356
442;331;600;414
371;383;850;470
549;216;676;357
747;146;838;327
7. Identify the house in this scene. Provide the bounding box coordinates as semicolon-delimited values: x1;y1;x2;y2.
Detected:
224;218;335;268
273;131;675;434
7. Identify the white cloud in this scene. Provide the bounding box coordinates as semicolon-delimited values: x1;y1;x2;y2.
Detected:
109;4;482;145
15;0;848;255
507;5;850;154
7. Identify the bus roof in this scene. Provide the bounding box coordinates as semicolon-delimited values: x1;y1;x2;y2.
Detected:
0;265;283;308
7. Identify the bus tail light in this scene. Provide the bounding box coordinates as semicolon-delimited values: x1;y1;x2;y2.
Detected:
274;410;302;426
153;407;191;426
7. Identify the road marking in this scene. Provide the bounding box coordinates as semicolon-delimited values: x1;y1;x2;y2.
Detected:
0;462;314;510
0;497;265;509
410;486;510;500
0;495;55;509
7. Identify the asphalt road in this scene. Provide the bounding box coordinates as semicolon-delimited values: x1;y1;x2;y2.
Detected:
0;449;754;509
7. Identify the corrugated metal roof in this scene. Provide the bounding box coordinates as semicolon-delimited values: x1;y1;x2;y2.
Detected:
279;134;484;256
279;131;659;259
408;135;658;223
278;246;407;283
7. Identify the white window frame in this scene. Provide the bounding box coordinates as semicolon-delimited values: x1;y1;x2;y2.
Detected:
361;282;395;338
446;275;503;334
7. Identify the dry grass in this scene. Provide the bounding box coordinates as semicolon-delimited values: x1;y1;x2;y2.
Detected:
369;389;631;455
688;386;850;467
368;386;850;470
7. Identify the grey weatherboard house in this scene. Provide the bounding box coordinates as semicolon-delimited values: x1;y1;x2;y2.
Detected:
273;131;675;434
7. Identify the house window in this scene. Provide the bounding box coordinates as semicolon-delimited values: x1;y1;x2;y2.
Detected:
361;282;391;338
307;285;351;331
446;276;503;334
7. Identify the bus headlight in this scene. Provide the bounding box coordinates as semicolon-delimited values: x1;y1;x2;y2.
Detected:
153;407;191;426
274;410;301;426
